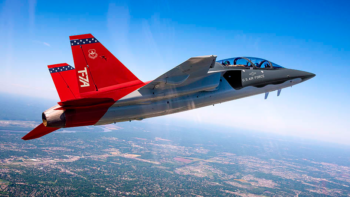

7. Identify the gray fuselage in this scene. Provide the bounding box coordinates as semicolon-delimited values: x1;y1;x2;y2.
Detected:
96;63;314;125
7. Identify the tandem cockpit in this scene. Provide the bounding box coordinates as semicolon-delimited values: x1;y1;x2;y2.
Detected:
217;57;284;69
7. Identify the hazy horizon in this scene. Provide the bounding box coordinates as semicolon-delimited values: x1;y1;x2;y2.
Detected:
0;91;349;148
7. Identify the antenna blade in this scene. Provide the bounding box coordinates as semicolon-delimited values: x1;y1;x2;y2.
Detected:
277;89;282;96
265;92;269;99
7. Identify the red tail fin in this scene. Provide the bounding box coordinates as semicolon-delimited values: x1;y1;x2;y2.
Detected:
48;63;80;101
69;34;142;95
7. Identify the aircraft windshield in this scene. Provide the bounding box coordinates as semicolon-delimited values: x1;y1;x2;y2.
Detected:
217;57;284;69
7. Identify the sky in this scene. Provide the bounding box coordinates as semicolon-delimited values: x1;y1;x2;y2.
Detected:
0;0;349;144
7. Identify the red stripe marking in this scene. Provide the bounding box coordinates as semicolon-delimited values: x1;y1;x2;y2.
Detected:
69;34;94;40
48;63;70;69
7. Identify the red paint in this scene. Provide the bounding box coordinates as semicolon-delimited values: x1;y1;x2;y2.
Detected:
64;82;145;127
22;124;59;140
55;102;115;110
64;34;146;127
58;97;115;107
80;80;144;99
69;34;94;40
23;33;148;140
49;63;80;101
70;33;143;96
48;63;70;68
70;45;97;93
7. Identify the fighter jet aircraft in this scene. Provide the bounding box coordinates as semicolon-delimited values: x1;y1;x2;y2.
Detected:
22;34;315;140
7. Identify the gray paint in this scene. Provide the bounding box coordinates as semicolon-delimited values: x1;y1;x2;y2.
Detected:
96;56;314;125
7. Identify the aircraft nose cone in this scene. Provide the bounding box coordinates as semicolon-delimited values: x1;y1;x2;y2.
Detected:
284;69;315;83
300;71;316;82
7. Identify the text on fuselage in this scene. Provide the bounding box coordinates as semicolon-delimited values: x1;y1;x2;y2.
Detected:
242;74;265;82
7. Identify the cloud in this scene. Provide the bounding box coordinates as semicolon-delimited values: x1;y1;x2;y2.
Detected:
107;4;131;58
0;0;15;79
11;83;31;89
28;0;37;33
140;16;176;76
0;83;58;100
165;94;350;145
107;3;140;77
32;40;51;47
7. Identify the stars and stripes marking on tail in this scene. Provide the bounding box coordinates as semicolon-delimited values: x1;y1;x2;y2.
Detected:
49;65;75;73
48;63;80;101
70;37;100;46
69;33;143;96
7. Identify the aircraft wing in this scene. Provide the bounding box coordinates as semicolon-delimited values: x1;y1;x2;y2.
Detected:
141;55;217;90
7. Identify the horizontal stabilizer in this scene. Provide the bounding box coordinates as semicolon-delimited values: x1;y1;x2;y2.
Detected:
22;124;59;140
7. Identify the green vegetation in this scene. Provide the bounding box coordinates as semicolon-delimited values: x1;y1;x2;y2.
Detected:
1;121;350;196
0;179;9;185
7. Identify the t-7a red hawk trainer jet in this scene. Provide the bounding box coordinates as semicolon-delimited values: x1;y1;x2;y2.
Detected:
22;34;315;140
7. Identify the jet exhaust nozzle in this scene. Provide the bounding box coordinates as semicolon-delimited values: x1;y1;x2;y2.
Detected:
42;106;66;128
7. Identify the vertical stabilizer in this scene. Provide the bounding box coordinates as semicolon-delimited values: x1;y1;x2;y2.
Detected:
48;63;80;101
69;34;142;96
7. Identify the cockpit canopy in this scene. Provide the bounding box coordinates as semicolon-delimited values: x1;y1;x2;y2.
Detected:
217;57;284;69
